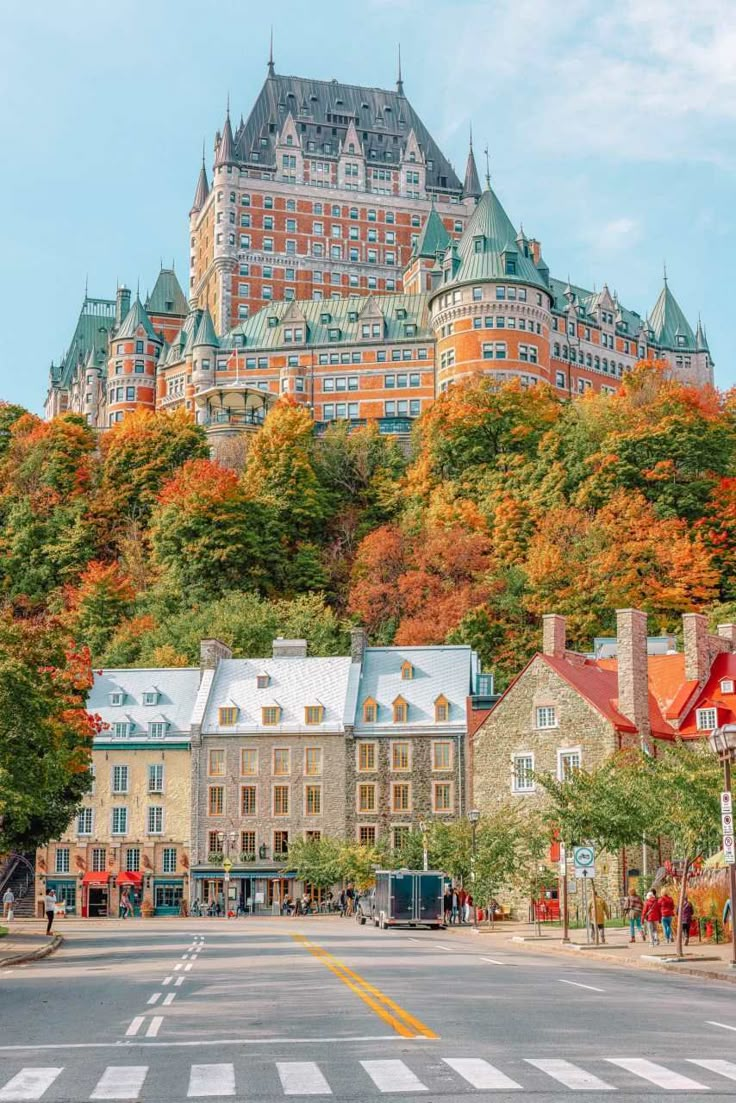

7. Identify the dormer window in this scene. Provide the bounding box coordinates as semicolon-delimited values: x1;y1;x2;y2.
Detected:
505;256;517;275
109;691;124;707
721;680;735;695
148;721;168;738
113;721;131;738
696;707;717;731
393;696;408;723
363;698;377;723
305;705;324;725
262;706;281;726
142;690;158;706
219;706;238;726
401;661;414;681
473;236;484;254
257;673;270;689
435;695;449;723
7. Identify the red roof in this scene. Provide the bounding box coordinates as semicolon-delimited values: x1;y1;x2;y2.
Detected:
116;871;143;886
543;654;637;731
678;652;736;737
81;871;109;885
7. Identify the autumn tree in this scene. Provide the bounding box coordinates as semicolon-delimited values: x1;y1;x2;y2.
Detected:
63;561;136;662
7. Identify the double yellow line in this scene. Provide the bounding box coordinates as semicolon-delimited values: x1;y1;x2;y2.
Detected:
292;934;437;1039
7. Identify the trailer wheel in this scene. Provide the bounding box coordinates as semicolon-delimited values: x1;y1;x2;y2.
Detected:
358;914;366;925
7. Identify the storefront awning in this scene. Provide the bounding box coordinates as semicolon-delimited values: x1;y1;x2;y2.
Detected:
116;871;143;886
81;871;110;886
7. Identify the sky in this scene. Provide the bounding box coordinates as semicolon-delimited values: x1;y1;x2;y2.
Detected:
1;0;734;413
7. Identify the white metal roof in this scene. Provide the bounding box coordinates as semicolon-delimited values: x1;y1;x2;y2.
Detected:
90;668;201;739
354;646;475;734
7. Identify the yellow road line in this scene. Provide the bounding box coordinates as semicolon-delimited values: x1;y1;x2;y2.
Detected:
291;934;438;1039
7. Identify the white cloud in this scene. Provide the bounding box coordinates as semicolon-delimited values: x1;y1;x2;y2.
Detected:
594;217;641;251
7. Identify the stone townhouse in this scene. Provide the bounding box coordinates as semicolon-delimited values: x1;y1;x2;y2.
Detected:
472;610;736;915
36;667;199;917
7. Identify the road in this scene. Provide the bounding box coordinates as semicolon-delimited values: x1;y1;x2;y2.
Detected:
2;916;736;1101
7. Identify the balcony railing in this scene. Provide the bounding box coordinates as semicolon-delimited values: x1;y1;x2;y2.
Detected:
202;409;266;429
314;416;414;436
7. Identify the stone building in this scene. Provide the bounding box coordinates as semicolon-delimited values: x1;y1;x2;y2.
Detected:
35;667;199;917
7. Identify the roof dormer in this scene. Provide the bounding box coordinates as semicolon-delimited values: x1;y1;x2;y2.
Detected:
401;660;414;681
109;688;125;707
362;697;377;723
142;688;159;706
218;705;239;726
257;672;270;689
434;694;449;722
305;704;324;725
393;695;408;723
721;679;735;695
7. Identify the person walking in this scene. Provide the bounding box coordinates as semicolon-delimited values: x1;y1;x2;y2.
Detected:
458;887;467;924
642;890;662;946
2;887;14;919
659;890;676;943
622;889;645;943
588;894;610;943
44;889;57;935
443;889;452;925
451;888;459;925
681;897;694;946
465;892;473;924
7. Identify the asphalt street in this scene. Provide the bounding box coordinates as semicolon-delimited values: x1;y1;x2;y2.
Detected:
2;916;736;1102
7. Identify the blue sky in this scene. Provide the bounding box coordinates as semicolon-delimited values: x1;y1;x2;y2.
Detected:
1;0;734;413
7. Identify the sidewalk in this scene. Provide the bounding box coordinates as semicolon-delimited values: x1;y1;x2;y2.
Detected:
0;927;62;968
445;920;736;984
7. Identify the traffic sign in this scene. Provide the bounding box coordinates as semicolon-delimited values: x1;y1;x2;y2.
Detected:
724;834;736;865
722;812;733;832
574;866;596;880
722;791;733;813
223;858;232;873
573;845;595;870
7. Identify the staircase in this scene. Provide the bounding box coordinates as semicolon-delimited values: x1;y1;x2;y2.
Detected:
0;853;36;918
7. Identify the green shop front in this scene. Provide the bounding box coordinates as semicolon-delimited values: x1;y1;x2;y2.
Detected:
193;865;295;914
45;877;78;915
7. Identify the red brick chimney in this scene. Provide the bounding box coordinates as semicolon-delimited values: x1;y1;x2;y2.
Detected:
683;613;709;684
616;608;650;744
542;614;566;657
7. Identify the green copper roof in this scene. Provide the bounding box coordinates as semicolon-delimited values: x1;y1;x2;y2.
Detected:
696;318;710;353
193;307;218;348
190;159;209;214
56;296;117;390
649;281;696;351
146;268;188;317
548;277;644;337
116;296;158;341
413;205;451;259
445;186;550;293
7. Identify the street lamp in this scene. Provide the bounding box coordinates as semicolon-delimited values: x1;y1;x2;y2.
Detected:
217;830;237;919
708;724;736;968
468;809;480;929
418;820;428;872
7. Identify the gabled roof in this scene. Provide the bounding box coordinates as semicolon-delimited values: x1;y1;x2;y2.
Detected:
354;645;477;732
649;280;696;351
548;276;643;336
116;296;158;341
230;293;430;349
542;654;638;732
146;268;188;318
413;204;451;258
679;652;736;737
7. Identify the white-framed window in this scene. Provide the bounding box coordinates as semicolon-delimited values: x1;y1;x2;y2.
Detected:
113;721;131;738
697;707;718;731
142;690;158;706
55;847;70;874
162;847;177;874
433;781;453;812
111;806;128;835
558;748;581;780
512;753;535;793
721;680;735;695
91;847;107;872
535;706;557;729
109;691;124;706
148;721;168;738
111;765;129;794
77;807;93;835
147;806;164;835
148;763;164;793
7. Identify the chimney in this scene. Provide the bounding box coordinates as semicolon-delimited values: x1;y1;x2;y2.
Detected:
350;626;367;663
115;285;131;329
616;608;650;742
272;638;308;659
199;638;232;673
542;614;566;657
683;613;709;683
718;623;736;648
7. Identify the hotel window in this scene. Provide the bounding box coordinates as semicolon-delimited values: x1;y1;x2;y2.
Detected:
273;748;290;776
535;706;557;730
111;765;129;793
432;741;452;771
433;782;453;812
697;708;718;731
148;763;164;793
274;831;289;858
208;749;225;776
218;706;238;726
262;706;281;726
305;785;322;816
392;783;411;813
125;847;141;872
358;783;376;812
91;847;107;872
273;785;289;816
392;825;410;850
241;831;256;858
241;748;258;775
359;825;377;846
55;847;70;874
358;743;376;772
391;742;410;771
208;786;225;816
392;697;408;723
208;831;223;855
162;848;177;874
77;807;93;835
512;754;535;793
305;748;322;776
558;749;581;780
111;807;128;835
304;705;324;725
241;785;257;816
434;696;449;722
362;698;377;723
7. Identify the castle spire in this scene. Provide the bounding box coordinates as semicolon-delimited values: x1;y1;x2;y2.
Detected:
215;105;235;167
462;126;481;200
484;145;491;190
190;149;209;214
268;27;275;77
396;44;404;95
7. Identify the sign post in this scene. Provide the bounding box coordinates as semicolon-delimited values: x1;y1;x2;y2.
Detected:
560;844;569;942
223;858;232;919
573;847;596;943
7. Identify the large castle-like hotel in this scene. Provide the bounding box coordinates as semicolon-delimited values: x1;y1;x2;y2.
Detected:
46;52;713;443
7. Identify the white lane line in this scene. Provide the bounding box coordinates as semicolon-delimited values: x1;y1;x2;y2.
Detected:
162;994;176;1007
173;964;182;972
707;1020;736;1033
162;977;173;986
443;1057;522;1090
187;1064;235;1097
277;1062;332;1096
433;944;454;952
361;1060;428;1093
0;1034;406;1053
145;1017;163;1039
174;977;185;987
559;979;606;993
690;1060;736;1082
184;963;193;971
181;954;189;960
124;1018;144;1038
607;1058;708;1090
147;994;161;1006
90;1065;148;1100
481;957;511;966
526;1059;615;1091
0;1068;63;1100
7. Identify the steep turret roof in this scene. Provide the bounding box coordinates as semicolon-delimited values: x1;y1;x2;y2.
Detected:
116;296;158;341
463;136;481;200
445;186;550;292
649;280;696;351
413;204;451;258
190;158;209;214
696;317;710;353
146;268;188;317
215;109;235;166
193;308;218;348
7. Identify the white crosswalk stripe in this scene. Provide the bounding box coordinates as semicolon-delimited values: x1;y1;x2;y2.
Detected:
0;1068;63;1101
187;1064;235;1097
607;1058;709;1091
90;1066;148;1100
690;1059;736;1082
526;1059;615;1091
361;1060;427;1093
443;1057;522;1090
277;1062;332;1096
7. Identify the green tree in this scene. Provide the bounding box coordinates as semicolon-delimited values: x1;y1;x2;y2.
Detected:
286;836;345;895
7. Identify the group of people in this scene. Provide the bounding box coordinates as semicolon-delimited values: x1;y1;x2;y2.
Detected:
622;888;694;946
443;887;474;924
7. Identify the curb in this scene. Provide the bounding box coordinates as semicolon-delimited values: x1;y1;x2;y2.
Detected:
0;934;63;969
505;937;736;985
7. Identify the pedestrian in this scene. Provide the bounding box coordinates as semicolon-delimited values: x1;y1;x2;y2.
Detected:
119;890;130;919
451;888;459;925
681;897;694;946
642;890;662;946
443;889;452;925
44;888;57;935
457;887;467;924
659;890;676;943
2;887;14;919
338;889;346;917
465;892;473;924
622;888;645;943
588;894;610;943
345;884;355;917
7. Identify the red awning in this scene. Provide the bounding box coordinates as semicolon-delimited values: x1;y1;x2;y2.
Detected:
81;871;110;886
116;871;143;886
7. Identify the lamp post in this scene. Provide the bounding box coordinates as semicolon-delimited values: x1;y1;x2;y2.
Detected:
468;809;480;929
218;830;237;919
418;820;428;872
708;725;736;968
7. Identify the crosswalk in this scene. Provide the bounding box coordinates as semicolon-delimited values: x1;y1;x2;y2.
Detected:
1;1056;736;1098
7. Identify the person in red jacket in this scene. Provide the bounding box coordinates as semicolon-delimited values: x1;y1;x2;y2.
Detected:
642;891;662;946
659;891;676;943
